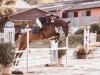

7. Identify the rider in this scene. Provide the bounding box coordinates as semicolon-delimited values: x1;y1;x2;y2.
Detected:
50;14;59;23
32;13;50;34
33;14;59;34
36;18;42;28
45;14;51;24
32;18;42;34
36;13;51;28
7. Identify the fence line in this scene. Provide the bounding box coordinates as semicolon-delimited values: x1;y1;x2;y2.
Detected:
14;47;67;68
15;47;67;52
14;28;68;72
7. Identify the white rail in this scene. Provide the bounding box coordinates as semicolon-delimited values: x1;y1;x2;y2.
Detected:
15;47;67;53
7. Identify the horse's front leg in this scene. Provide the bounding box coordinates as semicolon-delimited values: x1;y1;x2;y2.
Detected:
54;33;60;42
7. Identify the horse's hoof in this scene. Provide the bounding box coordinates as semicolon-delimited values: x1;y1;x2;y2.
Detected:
12;70;24;75
44;64;51;67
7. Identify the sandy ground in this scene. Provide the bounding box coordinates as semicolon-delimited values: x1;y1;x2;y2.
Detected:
0;47;100;75
16;47;100;75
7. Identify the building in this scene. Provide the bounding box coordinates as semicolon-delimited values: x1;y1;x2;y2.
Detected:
0;8;48;32
10;8;48;32
61;1;100;26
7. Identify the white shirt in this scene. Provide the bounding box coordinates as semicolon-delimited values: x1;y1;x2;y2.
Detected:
36;18;42;28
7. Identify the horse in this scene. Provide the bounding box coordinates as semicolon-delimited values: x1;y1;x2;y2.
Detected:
15;19;70;65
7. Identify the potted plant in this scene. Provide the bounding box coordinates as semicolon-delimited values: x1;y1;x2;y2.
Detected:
74;45;92;59
0;42;15;75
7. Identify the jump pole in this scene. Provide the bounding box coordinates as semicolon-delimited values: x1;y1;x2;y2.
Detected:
50;39;59;64
84;26;90;50
66;36;68;68
26;26;29;72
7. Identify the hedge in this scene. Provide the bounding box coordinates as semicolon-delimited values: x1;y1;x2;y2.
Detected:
68;34;100;48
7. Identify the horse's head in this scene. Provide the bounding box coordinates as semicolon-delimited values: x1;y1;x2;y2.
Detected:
62;21;70;37
54;20;70;37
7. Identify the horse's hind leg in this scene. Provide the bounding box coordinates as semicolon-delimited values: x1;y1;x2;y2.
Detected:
14;39;27;66
15;41;31;66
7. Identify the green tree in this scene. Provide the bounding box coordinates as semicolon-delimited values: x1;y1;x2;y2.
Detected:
90;23;100;32
0;0;16;23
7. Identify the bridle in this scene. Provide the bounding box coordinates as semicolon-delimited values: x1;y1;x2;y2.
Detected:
55;26;64;36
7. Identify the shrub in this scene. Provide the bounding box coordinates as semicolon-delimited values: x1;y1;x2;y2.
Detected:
68;34;100;48
90;23;100;33
97;35;100;42
74;45;87;59
0;42;15;66
68;34;84;48
97;30;100;34
74;29;84;34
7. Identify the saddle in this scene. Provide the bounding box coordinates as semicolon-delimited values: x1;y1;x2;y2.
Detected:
32;26;41;34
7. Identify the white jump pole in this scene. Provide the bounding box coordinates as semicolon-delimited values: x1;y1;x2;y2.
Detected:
84;26;90;50
4;21;15;45
26;26;29;72
84;26;97;50
90;32;97;44
66;36;68;68
50;40;59;64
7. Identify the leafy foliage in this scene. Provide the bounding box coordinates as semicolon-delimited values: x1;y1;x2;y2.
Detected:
0;42;15;66
68;34;84;48
68;34;100;48
0;0;16;20
74;23;100;34
74;28;84;34
90;23;100;33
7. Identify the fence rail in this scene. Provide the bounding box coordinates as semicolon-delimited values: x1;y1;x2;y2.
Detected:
14;46;68;70
62;16;100;26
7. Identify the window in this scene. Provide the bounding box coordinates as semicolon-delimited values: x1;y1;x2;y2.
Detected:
62;12;68;18
86;10;91;16
74;12;78;17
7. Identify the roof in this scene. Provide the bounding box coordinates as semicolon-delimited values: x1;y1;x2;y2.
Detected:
62;1;100;11
11;8;48;21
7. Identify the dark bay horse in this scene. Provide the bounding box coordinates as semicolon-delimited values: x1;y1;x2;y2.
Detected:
15;20;69;65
